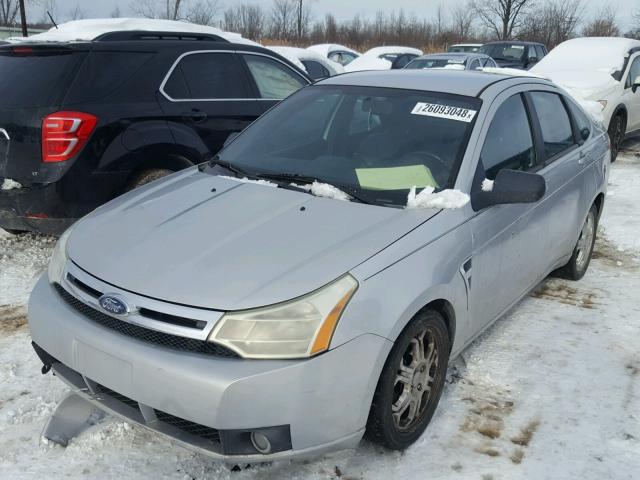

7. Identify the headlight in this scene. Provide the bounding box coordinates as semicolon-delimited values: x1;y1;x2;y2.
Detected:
597;100;608;110
47;226;73;284
209;274;358;359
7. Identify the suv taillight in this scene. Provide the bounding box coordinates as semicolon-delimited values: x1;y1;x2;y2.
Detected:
42;111;98;163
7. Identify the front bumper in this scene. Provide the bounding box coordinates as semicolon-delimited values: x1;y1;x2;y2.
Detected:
0;182;74;235
28;275;392;462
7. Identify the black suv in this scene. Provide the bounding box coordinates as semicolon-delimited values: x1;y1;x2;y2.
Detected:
479;41;548;70
0;31;311;235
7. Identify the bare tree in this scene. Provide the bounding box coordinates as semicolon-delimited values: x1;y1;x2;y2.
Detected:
111;5;122;18
223;3;264;40
582;6;620;37
132;0;184;20
472;0;535;39
185;0;221;26
270;0;296;40
68;3;86;21
451;1;475;40
519;0;581;48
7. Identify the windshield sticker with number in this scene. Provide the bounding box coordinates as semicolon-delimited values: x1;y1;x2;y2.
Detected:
411;102;477;122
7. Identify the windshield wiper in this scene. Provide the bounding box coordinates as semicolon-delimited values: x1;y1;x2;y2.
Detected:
256;172;375;205
208;155;255;179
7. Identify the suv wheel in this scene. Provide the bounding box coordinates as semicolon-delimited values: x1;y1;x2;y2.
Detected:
554;204;598;281
608;114;625;162
365;309;450;450
126;168;174;192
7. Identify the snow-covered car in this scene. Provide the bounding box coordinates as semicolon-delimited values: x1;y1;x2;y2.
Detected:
447;43;482;53
7;17;259;46
30;69;608;463
307;43;360;66
345;46;423;72
480;41;547;70
532;37;640;161
267;46;344;80
405;52;497;71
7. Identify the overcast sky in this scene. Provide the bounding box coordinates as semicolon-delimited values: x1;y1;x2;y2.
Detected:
30;0;638;31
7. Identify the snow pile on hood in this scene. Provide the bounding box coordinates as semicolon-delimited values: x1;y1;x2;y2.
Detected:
533;37;640;76
481;179;494;192
13;18;259;46
364;46;423;57
219;176;277;187
267;46;344;75
295;181;351;201
307;43;360;57
1;179;22;190
406;186;469;209
345;55;392;72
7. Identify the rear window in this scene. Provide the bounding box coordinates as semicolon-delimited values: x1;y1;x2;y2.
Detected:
480;44;526;62
0;49;85;108
64;51;154;104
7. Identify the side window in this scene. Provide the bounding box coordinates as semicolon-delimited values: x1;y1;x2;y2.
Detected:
535;45;545;59
481;94;536;180
301;60;330;80
469;59;481;70
530;91;574;159
567;98;591;140
163;52;249;100
625;56;640;88
243;54;306;99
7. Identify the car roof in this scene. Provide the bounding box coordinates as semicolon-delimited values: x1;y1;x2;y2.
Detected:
414;52;490;60
318;69;549;97
483;40;544;46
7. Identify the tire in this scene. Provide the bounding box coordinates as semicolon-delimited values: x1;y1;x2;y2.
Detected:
608;114;625;162
554;204;598;281
125;168;174;192
1;228;27;235
365;309;450;450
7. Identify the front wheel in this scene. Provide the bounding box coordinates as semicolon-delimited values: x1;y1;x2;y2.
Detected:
365;310;450;450
125;168;175;192
608;114;625;162
554;205;598;281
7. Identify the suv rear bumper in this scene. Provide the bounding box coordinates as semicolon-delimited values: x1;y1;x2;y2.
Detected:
0;182;75;235
28;275;392;461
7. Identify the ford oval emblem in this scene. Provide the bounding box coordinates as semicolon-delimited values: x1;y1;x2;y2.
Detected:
98;294;129;316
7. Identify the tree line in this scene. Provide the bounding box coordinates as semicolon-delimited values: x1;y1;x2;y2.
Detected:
0;0;634;51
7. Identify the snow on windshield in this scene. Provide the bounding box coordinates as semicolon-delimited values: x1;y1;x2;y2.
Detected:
293;182;351;201
344;55;392;72
219;176;277;188
406;186;469;209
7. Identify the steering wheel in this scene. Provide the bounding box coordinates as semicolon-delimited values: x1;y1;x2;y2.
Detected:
401;151;450;186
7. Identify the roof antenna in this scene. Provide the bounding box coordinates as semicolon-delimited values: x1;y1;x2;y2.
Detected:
47;10;58;29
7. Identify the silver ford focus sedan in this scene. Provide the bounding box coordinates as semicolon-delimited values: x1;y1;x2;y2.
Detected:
28;70;608;463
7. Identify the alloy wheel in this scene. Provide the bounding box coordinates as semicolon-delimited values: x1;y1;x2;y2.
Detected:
392;327;439;430
576;210;595;272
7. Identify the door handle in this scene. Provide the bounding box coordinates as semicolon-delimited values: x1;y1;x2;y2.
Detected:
578;150;586;165
188;110;207;123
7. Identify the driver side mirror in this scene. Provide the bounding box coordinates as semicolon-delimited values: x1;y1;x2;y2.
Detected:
527;56;539;67
471;169;546;211
632;75;640;92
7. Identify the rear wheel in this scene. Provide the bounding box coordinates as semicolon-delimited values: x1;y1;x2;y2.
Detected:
365;310;450;450
608;114;625;162
554;204;598;281
125;168;174;192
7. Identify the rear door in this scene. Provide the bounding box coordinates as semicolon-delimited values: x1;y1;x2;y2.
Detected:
622;54;640;132
239;52;309;112
159;50;263;155
0;45;87;184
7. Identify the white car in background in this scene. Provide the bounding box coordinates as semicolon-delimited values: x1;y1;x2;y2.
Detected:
532;37;640;160
268;46;344;80
344;46;423;72
307;43;360;66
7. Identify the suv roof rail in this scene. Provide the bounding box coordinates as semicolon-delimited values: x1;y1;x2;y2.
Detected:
94;30;230;43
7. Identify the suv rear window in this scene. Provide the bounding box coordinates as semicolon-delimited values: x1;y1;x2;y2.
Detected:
0;49;85;108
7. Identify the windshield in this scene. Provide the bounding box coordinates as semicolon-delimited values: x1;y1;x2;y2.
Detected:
406;58;466;69
480;43;526;62
210;85;480;207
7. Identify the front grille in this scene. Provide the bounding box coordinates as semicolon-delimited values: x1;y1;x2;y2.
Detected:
54;283;239;358
95;384;140;410
154;410;221;443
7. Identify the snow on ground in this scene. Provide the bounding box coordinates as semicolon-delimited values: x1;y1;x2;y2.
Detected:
1;143;640;479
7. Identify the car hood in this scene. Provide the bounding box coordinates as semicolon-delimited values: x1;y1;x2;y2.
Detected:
68;170;438;310
533;69;619;99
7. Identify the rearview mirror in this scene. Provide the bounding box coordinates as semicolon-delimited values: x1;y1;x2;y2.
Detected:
471;169;546;211
633;75;640;92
